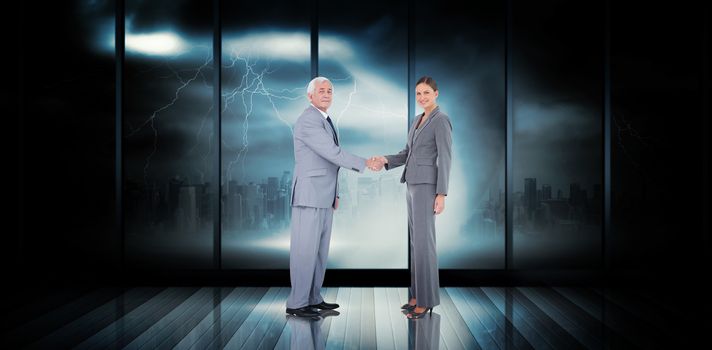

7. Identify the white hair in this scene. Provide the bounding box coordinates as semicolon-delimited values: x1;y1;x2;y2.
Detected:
307;76;333;95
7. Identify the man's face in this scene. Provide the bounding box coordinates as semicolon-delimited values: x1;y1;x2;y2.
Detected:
308;80;333;112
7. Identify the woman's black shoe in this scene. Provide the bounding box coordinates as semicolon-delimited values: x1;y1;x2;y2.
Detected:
401;303;416;311
407;307;433;319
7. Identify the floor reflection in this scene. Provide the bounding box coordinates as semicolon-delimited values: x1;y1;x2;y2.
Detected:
4;287;703;349
408;312;441;350
287;315;325;350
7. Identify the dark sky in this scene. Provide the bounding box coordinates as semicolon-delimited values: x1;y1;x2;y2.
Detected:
111;0;603;196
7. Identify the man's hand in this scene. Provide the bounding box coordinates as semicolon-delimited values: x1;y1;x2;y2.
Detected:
434;194;446;215
367;156;388;171
366;157;382;171
333;197;339;210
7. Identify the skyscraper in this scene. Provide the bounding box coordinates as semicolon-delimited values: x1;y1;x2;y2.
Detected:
569;183;583;206
280;171;291;191
542;184;552;201
177;185;197;232
266;177;279;221
525;178;537;219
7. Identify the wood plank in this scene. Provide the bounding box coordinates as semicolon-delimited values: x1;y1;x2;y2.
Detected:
343;287;363;349
359;288;377;349
319;287;340;341
171;287;250;350
5;285;698;349
222;287;285;348
554;287;643;349
539;287;635;349
4;287;126;347
591;287;676;339
247;287;291;349
73;287;191;349
593;288;675;349
30;287;161;349
106;287;199;348
482;287;552;349
446;287;500;350
509;288;587;349
464;287;533;350
125;287;215;349
520;287;603;350
0;287;95;333
325;286;353;348
154;288;228;350
438;288;480;350
553;287;603;321
386;288;410;349
374;287;408;350
198;287;269;350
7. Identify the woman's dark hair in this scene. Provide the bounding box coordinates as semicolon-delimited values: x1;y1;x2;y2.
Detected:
416;76;438;91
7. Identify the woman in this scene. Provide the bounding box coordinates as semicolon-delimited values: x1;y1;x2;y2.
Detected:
373;76;452;319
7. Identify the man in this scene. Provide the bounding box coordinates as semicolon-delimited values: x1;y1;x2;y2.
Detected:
286;77;381;318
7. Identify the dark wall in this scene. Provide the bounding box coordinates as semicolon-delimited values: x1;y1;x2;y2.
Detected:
12;0;119;285
9;0;709;286
610;1;710;281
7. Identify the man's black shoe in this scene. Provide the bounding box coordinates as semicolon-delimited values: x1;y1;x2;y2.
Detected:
309;301;339;310
286;306;320;318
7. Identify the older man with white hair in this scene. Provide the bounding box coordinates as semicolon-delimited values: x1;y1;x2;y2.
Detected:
286;77;381;318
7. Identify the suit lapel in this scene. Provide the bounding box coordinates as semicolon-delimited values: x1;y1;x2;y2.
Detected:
310;105;338;144
413;108;439;144
407;114;422;149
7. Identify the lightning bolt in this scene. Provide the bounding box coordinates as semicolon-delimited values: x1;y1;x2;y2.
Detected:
222;50;304;184
329;75;404;137
126;51;213;186
187;103;214;185
333;76;356;134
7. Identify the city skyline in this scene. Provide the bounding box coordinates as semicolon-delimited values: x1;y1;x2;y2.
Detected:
125;172;600;232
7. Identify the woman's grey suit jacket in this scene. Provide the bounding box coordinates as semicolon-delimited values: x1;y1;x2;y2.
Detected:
384;106;452;195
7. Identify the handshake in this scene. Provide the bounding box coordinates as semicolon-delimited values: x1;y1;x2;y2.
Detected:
366;156;388;171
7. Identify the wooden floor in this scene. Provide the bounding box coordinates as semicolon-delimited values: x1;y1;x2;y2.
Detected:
1;286;705;349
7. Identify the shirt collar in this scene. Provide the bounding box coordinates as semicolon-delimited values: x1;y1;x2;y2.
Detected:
311;104;329;119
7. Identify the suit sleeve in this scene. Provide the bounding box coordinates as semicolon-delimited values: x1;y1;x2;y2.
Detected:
386;117;420;170
384;144;409;170
435;116;452;195
295;115;366;173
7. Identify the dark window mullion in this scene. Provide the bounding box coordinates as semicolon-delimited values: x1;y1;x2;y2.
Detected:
604;0;611;270
505;0;513;270
213;0;222;270
116;0;125;272
311;0;318;78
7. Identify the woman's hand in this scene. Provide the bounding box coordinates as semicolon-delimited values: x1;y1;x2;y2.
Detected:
434;194;446;214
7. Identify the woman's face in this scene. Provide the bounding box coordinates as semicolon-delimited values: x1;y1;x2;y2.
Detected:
416;83;438;110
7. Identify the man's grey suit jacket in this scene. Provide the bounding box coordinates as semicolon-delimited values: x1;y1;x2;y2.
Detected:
291;105;366;208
